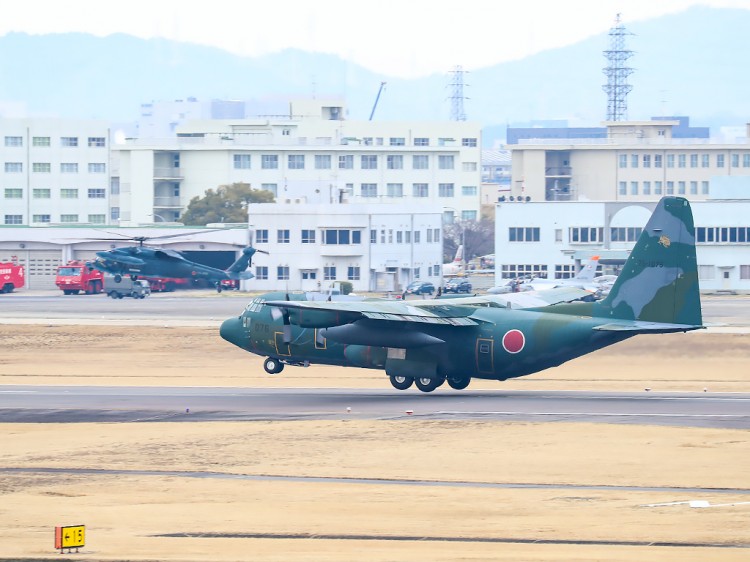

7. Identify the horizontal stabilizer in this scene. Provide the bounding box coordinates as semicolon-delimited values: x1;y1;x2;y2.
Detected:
593;321;704;333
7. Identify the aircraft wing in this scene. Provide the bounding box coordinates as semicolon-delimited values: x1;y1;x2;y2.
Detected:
593;321;704;333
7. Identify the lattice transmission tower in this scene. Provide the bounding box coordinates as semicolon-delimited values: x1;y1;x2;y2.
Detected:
449;66;468;121
602;14;634;121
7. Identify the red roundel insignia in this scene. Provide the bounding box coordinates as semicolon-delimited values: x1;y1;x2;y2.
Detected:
502;329;525;354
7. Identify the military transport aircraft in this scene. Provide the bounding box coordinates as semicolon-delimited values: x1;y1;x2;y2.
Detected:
221;197;703;391
87;233;266;292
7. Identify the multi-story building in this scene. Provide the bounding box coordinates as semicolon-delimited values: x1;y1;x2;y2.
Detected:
508;120;750;202
246;203;443;292
114;99;482;225
1;119;113;226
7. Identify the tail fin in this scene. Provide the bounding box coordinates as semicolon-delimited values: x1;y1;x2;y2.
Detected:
575;256;600;281
600;197;702;327
454;245;463;263
226;247;257;276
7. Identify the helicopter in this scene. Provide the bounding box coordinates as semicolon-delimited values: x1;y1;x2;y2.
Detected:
85;232;267;292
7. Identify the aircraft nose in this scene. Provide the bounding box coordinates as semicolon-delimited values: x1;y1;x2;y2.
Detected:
220;316;245;348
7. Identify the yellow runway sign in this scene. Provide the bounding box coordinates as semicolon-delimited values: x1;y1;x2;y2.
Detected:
54;525;85;550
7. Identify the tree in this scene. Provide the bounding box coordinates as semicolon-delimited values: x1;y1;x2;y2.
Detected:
443;218;495;265
179;182;275;226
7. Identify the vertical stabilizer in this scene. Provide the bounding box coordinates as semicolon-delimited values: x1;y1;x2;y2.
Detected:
600;197;702;326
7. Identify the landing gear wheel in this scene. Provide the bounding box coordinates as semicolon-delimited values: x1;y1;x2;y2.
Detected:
414;377;441;393
447;375;471;390
263;357;284;374
389;375;414;390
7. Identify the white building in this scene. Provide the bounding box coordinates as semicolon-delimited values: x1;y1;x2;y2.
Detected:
494;185;750;293
1;119;113;226
508;121;750;202
115;99;482;225
245;203;444;293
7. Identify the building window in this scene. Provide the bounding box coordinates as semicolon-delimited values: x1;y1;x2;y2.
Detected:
698;265;714;280
618;181;627;195
717;154;725;168
643;181;651;195
509;227;541;242
4;214;22;224
414;231;421;243
32;188;51;199
690;154;698;168
690;181;698;195
32;162;51;173
396;231;403;244
315;155;331;169
370;229;377;243
324;266;336;280
643;154;651;168
500;264;548;279
678;154;686;168
678;181;686;195
60;163;78;173
88;188;106;198
233;154;251;169
277;266;290;280
386;183;403;197
667;154;675;168
111;178;120;195
414;137;429;146
88;214;106;224
611;227;642;242
387;155;403;169
60;214;78;223
255;266;268;280
569;227;603;243
301;271;316;280
630;181;638;195
732;154;740;168
438;155;455;170
666;181;675;195
654;154;663;168
654;181;663;195
618;154;627;168
33;214;51;223
463;162;478;172
338;155;354;169
261;183;277;197
360;183;377;198
412;183;429;197
462;185;477;196
323;229;361;245
427;229;433;243
462;210;477;221
88;137;106;147
5;162;22;173
61;137;78;147
277;229;290;243
462;137;477;147
4;136;22;147
702;181;709;195
701;154;710;168
301;229;316;244
744;154;750;168
347;266;360;280
288;155;305;169
88;163;106;173
255;229;268;243
389;137;405;146
413;155;429;169
4;188;22;198
32;136;50;147
438;183;454;197
631;154;638;168
261;154;278;169
110;207;120;221
361;155;378;169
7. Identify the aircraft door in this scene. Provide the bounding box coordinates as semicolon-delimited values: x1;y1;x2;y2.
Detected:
274;332;291;356
475;338;494;374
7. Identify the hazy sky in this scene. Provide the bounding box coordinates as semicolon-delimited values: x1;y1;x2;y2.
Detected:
4;0;749;77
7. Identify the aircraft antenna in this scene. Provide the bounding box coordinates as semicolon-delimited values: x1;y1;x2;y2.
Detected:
369;81;386;120
602;13;634;121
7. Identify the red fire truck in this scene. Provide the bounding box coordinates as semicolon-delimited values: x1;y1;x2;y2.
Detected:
55;261;104;295
143;277;190;292
0;258;24;293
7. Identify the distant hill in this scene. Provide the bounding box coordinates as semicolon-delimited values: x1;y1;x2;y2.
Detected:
0;5;747;143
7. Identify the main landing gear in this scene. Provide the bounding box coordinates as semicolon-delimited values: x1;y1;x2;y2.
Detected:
388;375;471;392
263;357;284;374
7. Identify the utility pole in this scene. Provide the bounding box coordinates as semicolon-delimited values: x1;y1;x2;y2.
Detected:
602;14;634;121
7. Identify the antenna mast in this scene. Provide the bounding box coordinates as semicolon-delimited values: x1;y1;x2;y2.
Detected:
602;14;634;121
449;66;468;121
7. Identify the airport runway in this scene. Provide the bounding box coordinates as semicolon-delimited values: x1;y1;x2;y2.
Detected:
1;386;749;428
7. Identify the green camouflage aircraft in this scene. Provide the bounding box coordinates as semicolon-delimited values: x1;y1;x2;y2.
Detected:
221;196;703;392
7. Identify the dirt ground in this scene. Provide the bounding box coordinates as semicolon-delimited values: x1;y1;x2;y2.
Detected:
0;324;749;561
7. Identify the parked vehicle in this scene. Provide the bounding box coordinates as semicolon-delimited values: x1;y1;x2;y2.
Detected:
404;281;435;295
0;259;24;293
444;278;473;293
144;277;190;292
55;261;104;295
104;274;151;299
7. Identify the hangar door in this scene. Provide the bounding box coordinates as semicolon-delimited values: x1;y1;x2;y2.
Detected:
0;250;63;290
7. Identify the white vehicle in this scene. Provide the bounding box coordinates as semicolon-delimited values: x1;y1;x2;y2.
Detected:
104;274;151;299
